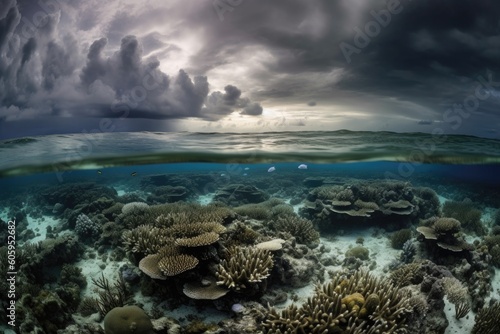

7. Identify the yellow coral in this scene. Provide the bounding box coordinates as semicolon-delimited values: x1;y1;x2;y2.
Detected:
341;292;365;313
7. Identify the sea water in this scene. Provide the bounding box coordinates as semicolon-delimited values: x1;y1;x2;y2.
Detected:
0;131;499;333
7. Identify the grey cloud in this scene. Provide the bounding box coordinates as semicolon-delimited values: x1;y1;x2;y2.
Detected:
241;102;263;116
20;37;36;66
307;101;316;106
202;84;259;120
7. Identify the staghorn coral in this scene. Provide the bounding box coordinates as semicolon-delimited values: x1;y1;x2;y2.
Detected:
472;301;500;334
442;276;471;319
390;262;423;287
122;225;172;255
234;203;272;220
271;215;320;245
216;246;274;291
261;270;412;334
118;202;233;229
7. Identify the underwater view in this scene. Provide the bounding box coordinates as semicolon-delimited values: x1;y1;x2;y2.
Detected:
1;131;500;334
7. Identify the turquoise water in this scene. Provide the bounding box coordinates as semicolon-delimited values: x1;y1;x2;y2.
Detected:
1;131;500;333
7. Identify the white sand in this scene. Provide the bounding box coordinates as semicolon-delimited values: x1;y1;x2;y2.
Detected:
197;194;214;205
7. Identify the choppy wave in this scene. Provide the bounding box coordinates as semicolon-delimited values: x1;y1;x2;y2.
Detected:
1;130;500;177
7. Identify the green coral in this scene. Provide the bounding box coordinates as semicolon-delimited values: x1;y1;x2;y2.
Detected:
104;306;154;334
443;200;486;235
271;215;320;246
390;228;413;249
345;246;370;260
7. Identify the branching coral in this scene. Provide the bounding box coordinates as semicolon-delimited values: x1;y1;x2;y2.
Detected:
122;225;171;255
261;270;412;333
83;273;132;316
472;302;500;334
442;277;471;319
271;215;320;245
216;246;274;291
443;199;485;235
122;203;229;278
390;262;423;287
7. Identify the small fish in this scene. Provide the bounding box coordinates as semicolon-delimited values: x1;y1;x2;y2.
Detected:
244;167;250;170
298;164;308;169
221;173;226;177
97;170;102;175
131;172;137;176
243;173;247;176
268;166;276;172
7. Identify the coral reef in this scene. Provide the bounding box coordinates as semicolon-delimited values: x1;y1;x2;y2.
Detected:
472;301;500;334
416;217;474;256
390;228;413;249
442;199;486;235
103;305;154;334
300;180;440;228
182;277;229;300
390;262;423;287
75;213;101;239
441;276;471;319
399;240;416;264
270;215;320;246
261;270;412;333
345;245;370;260
214;184;270;206
216;246;274;291
80;273;132;316
146;185;191;203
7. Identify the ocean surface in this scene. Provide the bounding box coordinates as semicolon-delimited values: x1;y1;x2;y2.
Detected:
1;130;500;334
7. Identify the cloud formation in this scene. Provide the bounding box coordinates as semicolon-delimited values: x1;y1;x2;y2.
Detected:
0;0;262;137
1;0;500;139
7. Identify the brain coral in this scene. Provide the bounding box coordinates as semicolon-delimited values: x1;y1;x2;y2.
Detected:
103;305;154;334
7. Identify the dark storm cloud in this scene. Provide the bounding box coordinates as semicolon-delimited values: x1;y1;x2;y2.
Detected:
1;0;500;138
79;35;257;120
241;102;263;116
0;0;262;137
186;0;500;134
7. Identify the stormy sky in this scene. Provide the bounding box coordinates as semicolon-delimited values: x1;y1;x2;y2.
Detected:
1;0;500;139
